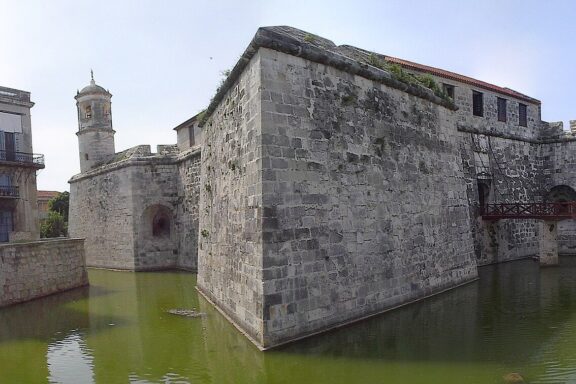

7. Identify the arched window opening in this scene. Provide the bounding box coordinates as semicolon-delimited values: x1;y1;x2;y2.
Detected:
546;185;576;203
85;105;92;119
152;212;170;237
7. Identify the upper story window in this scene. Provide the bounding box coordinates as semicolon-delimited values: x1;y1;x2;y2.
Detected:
442;84;455;100
189;126;195;147
497;97;507;122
0;112;22;133
0;174;11;187
85;105;92;119
472;91;483;117
519;103;527;127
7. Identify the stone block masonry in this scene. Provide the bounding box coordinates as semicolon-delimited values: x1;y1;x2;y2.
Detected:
69;148;201;271
197;49;266;345
69;25;576;350
0;238;88;307
258;48;478;347
197;27;478;349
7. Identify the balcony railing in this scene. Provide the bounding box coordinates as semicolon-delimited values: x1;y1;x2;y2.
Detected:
0;150;44;167
481;202;576;221
0;185;19;198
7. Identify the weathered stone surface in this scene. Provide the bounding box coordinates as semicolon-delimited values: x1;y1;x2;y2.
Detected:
69;149;201;271
539;221;558;266
197;45;478;349
70;25;576;350
0;238;87;307
196;50;265;344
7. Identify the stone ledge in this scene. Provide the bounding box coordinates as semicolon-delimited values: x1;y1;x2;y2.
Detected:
0;237;84;249
76;127;116;136
68;147;201;183
458;123;576;144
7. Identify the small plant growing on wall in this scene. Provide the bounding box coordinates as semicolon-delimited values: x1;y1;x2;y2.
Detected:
341;94;357;106
367;53;386;70
304;33;315;43
201;229;210;238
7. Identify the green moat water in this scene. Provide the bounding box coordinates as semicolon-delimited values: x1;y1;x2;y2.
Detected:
2;258;576;383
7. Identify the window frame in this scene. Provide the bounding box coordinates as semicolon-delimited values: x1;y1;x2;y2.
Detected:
497;97;507;122
519;103;527;127
472;91;484;117
442;83;455;100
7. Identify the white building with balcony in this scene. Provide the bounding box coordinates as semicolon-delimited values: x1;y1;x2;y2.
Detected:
0;86;45;242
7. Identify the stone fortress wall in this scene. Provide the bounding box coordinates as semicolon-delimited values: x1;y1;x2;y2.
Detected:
69;145;201;271
381;45;576;265
195;26;576;349
69;162;138;269
196;27;478;348
196;50;266;344
257;47;477;347
69;25;576;349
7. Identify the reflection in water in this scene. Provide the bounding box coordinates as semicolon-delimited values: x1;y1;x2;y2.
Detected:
0;286;91;343
47;333;95;384
3;259;576;383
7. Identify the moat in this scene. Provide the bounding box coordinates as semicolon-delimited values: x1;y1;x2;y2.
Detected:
2;258;576;383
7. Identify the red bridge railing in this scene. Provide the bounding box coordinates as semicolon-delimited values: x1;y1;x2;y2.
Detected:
481;202;576;221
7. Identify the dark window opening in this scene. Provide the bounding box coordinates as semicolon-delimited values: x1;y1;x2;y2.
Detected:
0;175;14;198
472;91;483;117
189;126;195;147
2;132;15;161
519;103;527;127
0;210;13;242
478;182;490;214
85;105;92;119
443;84;455;100
152;213;170;237
497;97;507;122
84;153;89;160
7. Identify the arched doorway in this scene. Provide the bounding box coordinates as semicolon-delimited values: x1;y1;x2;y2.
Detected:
546;185;576;203
152;211;170;237
546;185;576;255
137;204;177;269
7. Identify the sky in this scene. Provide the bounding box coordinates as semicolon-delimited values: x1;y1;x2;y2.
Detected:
1;0;575;191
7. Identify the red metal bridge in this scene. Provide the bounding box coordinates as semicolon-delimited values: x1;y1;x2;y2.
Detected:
481;202;576;221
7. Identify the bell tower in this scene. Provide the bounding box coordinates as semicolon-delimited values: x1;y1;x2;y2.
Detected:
75;71;115;172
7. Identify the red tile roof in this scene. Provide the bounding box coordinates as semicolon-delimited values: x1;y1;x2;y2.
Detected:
37;190;60;200
384;56;541;105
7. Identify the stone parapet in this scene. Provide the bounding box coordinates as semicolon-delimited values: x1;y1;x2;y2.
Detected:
0;238;88;307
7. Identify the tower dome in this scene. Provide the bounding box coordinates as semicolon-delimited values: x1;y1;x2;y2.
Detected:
75;71;115;172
